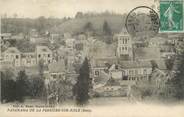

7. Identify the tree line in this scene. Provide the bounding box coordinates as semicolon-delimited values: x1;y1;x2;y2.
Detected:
82;20;113;44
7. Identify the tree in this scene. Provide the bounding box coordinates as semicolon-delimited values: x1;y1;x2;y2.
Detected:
74;58;91;105
1;70;16;103
103;20;112;36
16;70;28;102
28;76;45;98
35;16;47;35
75;12;83;19
166;42;184;100
38;59;45;78
83;22;94;36
103;21;112;44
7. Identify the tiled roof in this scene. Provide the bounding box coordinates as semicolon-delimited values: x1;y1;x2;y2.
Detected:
48;60;66;73
3;47;20;54
93;58;117;68
119;60;152;69
134;47;161;60
154;60;167;70
19;45;36;53
36;46;52;53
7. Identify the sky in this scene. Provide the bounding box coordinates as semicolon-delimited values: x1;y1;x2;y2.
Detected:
0;0;155;18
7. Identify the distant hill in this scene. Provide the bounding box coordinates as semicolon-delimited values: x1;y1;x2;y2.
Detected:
50;14;127;35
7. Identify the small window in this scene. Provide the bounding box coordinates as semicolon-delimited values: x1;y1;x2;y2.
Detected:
135;70;138;75
122;47;124;50
125;39;127;44
143;69;147;74
95;71;99;76
38;54;41;58
48;60;51;63
16;55;19;59
52;74;57;79
48;54;50;57
122;76;128;80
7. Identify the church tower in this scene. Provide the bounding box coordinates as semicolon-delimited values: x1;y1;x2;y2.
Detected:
116;28;133;60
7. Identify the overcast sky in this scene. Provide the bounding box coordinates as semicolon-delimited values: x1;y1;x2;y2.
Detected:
0;0;154;18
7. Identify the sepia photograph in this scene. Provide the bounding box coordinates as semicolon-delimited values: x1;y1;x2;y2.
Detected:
0;0;184;117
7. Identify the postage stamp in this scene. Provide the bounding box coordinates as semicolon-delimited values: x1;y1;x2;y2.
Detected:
160;0;184;32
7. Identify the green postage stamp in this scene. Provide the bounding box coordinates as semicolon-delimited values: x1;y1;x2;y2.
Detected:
160;0;184;32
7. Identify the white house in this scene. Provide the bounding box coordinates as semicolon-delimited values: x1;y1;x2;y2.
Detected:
65;38;75;50
36;46;53;65
3;47;21;67
118;61;152;81
48;60;66;80
21;52;37;67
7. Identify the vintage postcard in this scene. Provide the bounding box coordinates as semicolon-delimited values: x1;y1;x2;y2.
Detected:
0;0;184;117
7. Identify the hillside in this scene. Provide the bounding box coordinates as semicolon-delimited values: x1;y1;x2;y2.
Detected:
50;14;127;35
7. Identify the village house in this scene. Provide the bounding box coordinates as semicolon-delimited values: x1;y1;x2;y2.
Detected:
0;33;12;40
0;61;13;70
1;33;17;47
168;34;184;46
49;34;60;44
66;54;75;72
151;60;168;73
117;60;152;81
147;37;168;47
74;34;87;51
20;47;37;67
160;45;176;59
94;78;127;97
36;46;53;65
2;47;21;67
56;45;67;61
47;60;66;80
65;38;76;51
75;38;85;51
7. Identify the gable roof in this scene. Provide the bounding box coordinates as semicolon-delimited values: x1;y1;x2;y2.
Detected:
154;60;167;70
18;45;36;53
36;46;52;53
3;47;20;54
134;47;161;60
92;58;117;68
119;60;152;69
48;60;66;73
